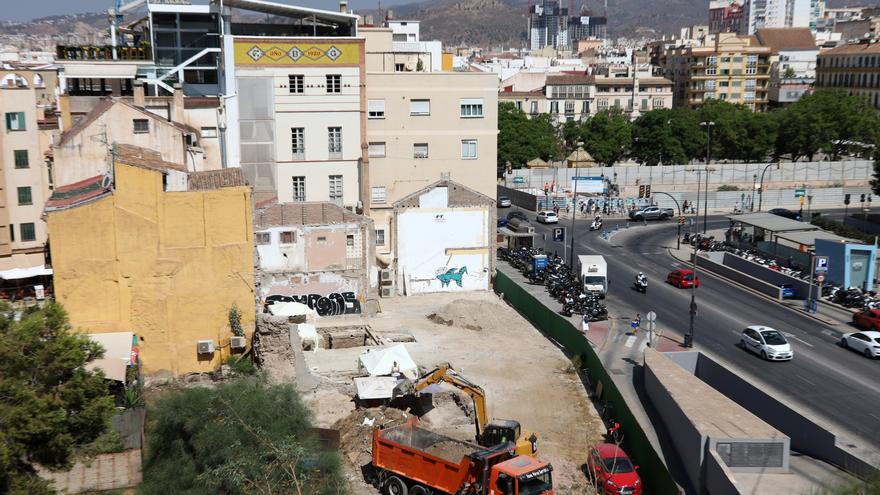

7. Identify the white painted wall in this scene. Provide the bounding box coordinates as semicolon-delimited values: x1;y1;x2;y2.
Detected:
396;208;490;294
255;226;306;271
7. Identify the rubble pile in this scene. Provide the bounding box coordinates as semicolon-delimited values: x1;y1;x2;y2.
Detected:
333;406;409;467
426;299;500;331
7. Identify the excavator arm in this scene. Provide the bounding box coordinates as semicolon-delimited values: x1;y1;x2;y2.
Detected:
413;363;490;442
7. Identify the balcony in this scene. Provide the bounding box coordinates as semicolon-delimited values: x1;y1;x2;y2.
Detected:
56;45;153;62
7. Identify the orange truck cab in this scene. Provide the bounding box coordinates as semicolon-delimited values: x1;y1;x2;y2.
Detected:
372;419;553;495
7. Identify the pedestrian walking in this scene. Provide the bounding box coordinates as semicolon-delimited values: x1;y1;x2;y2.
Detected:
581;314;590;334
682;200;689;213
553;204;560;216
630;314;641;334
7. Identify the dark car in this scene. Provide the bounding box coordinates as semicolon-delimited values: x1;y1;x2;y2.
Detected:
497;218;509;228
769;208;801;221
507;211;529;222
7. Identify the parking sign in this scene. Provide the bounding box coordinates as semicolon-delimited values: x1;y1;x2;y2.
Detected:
815;256;829;273
553;227;565;242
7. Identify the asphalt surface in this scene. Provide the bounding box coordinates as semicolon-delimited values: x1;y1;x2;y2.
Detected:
507;206;880;450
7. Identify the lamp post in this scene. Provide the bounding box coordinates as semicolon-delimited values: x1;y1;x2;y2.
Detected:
686;168;702;348
700;121;714;233
751;173;757;211
757;161;780;212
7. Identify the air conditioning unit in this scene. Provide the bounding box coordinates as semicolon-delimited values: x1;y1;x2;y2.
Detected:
197;340;215;354
380;269;393;283
380;286;394;298
230;336;247;349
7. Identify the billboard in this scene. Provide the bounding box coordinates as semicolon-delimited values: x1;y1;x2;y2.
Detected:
573;176;606;194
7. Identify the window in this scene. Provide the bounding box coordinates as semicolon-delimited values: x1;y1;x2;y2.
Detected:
292;176;306;202
288;74;303;93
255;232;271;245
328;175;343;205
8;225;13;242
731;81;741;87
461;139;477;159
413;143;428;158
564;101;575;114
328;127;342;157
707;56;717;66
460;98;484;118
201;126;218;138
371;186;386;204
744;79;756;89
5;112;25;131
133;119;149;133
530;101;538;114
368;99;385;119
291;127;305;159
280;231;295;244
368;142;386;158
597;98;608;110
720;56;730;63
706;67;717;75
614;99;621;108
641;98;648;110
746;66;757;75
550;101;559;114
410;99;430;116
744;91;756;101
13;150;28;168
515;101;522;111
375;228;385;245
17;187;31;206
706;80;716;90
346;234;354;247
326;74;341;93
395;63;405;72
720;81;729;87
653;98;664;109
20;223;35;242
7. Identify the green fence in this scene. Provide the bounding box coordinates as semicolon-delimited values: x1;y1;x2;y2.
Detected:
495;270;681;494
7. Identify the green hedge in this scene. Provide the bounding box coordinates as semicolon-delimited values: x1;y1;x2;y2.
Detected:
494;271;680;494
811;217;875;244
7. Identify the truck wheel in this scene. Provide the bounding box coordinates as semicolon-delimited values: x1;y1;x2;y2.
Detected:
384;476;408;495
410;485;430;495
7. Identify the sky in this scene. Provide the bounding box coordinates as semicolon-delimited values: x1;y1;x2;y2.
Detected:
0;0;420;22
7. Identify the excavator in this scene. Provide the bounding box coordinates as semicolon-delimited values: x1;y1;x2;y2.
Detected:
402;363;539;457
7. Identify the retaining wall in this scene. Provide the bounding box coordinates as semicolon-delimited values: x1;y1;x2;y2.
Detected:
497;185;538;211
494;270;682;494
721;253;819;300
693;253;784;300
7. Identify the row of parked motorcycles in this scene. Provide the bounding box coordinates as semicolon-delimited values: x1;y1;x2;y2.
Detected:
497;247;609;321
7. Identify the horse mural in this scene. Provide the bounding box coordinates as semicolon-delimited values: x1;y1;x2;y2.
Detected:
436;267;468;288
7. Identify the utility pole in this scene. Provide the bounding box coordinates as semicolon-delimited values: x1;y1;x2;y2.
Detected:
686;167;701;348
568;176;579;267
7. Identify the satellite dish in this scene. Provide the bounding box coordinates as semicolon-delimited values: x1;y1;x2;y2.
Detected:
101;173;113;189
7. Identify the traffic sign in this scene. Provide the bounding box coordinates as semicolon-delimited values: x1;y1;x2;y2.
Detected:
513;176;525;184
815;256;829;273
573;176;599;181
816;274;825;283
645;321;656;332
553;227;565;242
795;188;805;198
646;311;657;322
678;215;687;225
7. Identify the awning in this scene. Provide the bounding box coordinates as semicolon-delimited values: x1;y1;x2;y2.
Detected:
62;63;138;79
0;265;52;280
498;227;539;238
85;332;136;382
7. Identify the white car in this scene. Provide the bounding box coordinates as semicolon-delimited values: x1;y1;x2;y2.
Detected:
497;196;512;208
536;211;559;224
740;326;793;361
840;331;880;358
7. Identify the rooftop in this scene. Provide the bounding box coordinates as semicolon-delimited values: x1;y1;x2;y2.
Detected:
822;40;880;55
727;212;819;233
254;202;365;229
44;175;111;212
756;28;818;52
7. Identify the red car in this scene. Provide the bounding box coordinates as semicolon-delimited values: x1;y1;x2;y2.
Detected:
667;268;700;288
853;308;880;331
587;443;642;495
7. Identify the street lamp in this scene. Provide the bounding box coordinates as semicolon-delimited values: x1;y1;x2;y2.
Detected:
699;121;714;233
757;161;781;212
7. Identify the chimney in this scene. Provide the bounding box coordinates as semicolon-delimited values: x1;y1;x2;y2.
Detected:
133;80;145;108
339;0;348;13
172;83;185;124
58;93;72;132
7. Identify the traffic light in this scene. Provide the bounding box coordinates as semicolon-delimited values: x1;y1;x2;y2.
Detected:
869;195;873;204
638;185;646;198
644;185;652;198
861;194;866;203
845;194;851;205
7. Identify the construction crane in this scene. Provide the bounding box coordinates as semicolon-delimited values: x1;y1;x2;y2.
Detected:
408;363;539;457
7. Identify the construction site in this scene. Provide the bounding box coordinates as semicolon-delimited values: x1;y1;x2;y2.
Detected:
256;291;604;493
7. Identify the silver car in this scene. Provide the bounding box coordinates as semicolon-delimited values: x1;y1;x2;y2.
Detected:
740;326;793;361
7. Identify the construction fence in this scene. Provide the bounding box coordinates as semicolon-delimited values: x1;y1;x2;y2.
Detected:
494;270;682;494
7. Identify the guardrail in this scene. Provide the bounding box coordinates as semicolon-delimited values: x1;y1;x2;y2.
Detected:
494;270;682;494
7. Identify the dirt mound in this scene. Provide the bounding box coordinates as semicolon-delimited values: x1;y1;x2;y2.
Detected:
426;299;503;331
333;406;410;468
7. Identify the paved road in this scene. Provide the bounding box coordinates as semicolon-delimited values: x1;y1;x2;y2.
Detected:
508;207;880;450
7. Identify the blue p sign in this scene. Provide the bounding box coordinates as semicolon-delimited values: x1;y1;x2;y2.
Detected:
553;227;565;242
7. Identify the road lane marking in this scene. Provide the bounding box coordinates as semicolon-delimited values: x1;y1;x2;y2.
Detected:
624;335;637;348
870;413;880;424
799;375;817;386
783;332;815;348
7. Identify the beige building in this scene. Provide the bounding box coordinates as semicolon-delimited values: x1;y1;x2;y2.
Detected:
660;33;774;111
816;39;880;108
0;68;59;272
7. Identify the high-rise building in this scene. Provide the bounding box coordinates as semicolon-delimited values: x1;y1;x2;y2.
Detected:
528;1;607;51
710;0;746;34
710;0;822;34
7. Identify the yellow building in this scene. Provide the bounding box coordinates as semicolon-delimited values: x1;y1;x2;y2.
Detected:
46;149;254;375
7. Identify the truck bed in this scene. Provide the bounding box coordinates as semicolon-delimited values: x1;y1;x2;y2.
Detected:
380;424;476;463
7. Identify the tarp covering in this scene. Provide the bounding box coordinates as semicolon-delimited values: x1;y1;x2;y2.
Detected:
85;332;134;382
358;344;418;379
0;265;52;280
354;376;400;400
268;301;316;318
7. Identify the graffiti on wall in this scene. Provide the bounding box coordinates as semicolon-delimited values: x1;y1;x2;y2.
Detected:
266;292;361;316
436;267;468;288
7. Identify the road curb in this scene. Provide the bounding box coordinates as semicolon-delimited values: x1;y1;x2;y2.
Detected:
666;247;846;331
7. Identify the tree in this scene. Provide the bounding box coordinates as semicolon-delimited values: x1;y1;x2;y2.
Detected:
583;108;632;166
0;302;115;494
497;102;562;169
696;100;755;161
631;108;689;165
872;150;880;196
140;378;347;495
738;111;779;162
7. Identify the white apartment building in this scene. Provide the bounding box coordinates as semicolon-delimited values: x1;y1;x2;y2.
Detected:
743;0;818;34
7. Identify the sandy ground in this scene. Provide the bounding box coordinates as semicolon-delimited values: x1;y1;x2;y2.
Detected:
300;291;604;494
